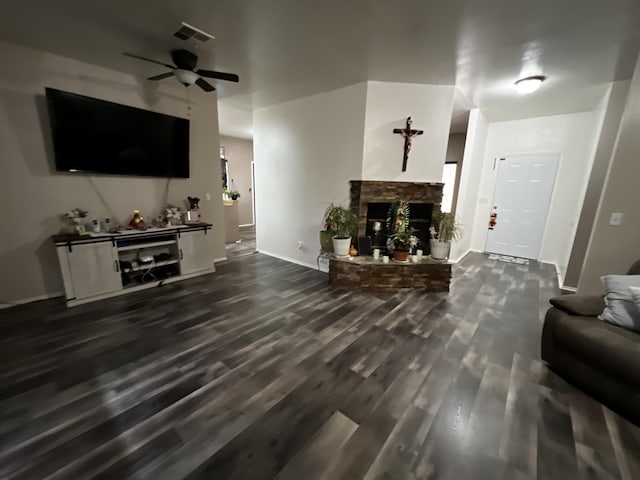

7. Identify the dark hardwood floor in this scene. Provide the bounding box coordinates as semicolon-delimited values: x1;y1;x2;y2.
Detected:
1;252;638;479
225;225;256;259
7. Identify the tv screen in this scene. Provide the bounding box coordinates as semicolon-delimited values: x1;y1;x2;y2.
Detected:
45;87;190;178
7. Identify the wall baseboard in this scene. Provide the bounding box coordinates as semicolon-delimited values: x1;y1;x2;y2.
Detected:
238;223;255;227
1;292;64;309
449;248;475;263
256;249;318;271
213;257;228;263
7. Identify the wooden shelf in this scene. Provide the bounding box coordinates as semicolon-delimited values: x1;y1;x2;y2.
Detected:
128;259;178;272
117;240;176;251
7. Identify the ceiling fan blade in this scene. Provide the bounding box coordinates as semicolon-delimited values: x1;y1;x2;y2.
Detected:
196;69;239;82
196;78;216;92
148;72;174;81
123;52;175;69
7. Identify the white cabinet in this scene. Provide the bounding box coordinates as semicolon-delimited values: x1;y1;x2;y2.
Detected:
54;225;214;306
61;242;121;300
178;230;211;275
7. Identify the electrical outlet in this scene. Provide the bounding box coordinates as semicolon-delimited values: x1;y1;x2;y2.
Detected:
296;241;303;249
610;212;623;226
205;193;212;201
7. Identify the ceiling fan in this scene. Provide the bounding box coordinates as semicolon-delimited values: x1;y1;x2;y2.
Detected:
124;49;239;92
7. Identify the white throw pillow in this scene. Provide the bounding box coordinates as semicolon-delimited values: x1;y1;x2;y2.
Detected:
598;275;640;331
629;286;640;314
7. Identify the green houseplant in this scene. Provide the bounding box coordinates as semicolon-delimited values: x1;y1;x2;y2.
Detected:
322;203;357;256
387;199;415;262
430;211;463;259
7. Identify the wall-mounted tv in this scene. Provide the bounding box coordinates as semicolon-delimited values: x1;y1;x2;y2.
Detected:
45;87;190;178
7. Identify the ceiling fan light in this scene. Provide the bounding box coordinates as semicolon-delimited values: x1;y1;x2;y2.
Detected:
175;69;199;86
515;75;546;94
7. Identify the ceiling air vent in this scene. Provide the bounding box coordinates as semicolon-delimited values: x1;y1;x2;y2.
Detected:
174;22;215;43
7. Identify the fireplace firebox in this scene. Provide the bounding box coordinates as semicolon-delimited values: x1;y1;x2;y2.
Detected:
350;181;444;252
365;202;433;248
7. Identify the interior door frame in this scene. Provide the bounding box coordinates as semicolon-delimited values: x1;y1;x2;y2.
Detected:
485;152;560;260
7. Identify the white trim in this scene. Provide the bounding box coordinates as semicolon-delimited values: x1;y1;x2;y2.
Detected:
214;256;228;263
238;223;255;227
256;249;317;270
448;248;471;263
0;291;64;309
561;285;577;293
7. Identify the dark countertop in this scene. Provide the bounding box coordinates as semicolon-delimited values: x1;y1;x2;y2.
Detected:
52;223;212;244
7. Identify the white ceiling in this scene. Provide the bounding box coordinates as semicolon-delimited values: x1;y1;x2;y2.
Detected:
1;0;639;123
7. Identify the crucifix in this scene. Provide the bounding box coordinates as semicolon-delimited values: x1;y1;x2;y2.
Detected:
393;116;423;172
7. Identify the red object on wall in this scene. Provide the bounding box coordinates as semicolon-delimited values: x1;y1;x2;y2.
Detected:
489;212;497;230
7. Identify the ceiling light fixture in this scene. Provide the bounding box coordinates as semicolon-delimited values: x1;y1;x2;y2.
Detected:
515;75;546;94
174;69;199;86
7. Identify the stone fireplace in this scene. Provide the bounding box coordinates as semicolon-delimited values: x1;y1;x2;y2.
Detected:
350;180;444;249
329;180;450;293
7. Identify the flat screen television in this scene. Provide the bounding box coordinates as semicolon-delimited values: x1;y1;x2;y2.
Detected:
45;87;190;178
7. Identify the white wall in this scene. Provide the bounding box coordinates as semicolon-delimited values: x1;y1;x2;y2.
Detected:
362;81;455;182
469;111;603;283
0;40;224;305
450;109;489;262
564;81;630;288
578;55;640;294
218;101;253;140
253;83;367;268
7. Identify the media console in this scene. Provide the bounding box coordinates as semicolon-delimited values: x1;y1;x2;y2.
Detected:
52;224;214;307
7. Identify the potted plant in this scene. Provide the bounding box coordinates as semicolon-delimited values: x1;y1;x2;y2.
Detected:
429;212;462;259
387;199;415;262
323;203;357;256
223;187;241;200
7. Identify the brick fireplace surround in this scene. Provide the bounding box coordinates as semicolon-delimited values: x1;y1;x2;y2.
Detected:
328;180;451;293
349;180;444;238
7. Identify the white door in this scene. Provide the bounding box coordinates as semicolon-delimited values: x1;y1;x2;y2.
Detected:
485;155;559;259
68;242;122;299
179;230;211;275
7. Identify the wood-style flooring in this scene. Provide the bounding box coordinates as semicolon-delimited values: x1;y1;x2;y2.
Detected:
1;252;639;479
225;225;256;259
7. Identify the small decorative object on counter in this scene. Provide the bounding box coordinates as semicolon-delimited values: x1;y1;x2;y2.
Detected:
104;217;116;233
164;205;182;225
186;196;201;224
91;218;100;233
349;245;358;257
64;208;89;235
129;209;147;230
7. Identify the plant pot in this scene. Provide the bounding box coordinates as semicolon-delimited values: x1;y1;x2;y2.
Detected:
393;250;410;262
430;239;451;259
320;230;334;253
332;236;352;256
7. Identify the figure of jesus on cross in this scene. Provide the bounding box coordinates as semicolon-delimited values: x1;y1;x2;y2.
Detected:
393;117;423;172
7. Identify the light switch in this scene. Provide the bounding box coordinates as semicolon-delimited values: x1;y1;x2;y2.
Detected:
205;193;212;201
610;212;623;226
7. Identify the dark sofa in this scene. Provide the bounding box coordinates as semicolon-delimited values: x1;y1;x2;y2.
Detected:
541;262;640;425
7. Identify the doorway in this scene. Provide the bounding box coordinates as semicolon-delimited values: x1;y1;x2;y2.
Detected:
485;154;559;259
219;137;257;259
